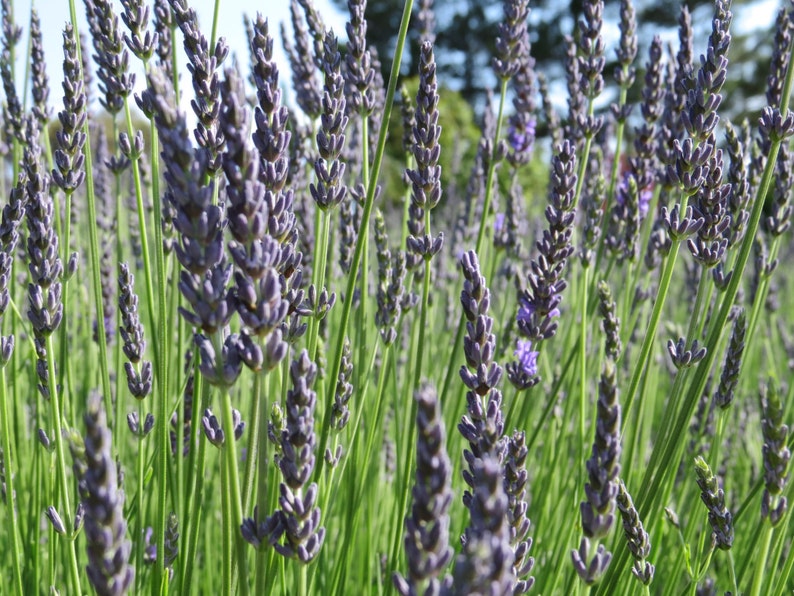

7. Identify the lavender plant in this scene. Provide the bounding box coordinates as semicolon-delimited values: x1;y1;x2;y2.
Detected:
0;0;792;594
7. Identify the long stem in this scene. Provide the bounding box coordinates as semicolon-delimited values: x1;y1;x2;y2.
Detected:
219;385;249;596
135;399;146;593
46;334;81;595
750;523;773;596
0;366;23;595
620;227;685;429
180;376;209;596
241;371;261;514
308;209;331;361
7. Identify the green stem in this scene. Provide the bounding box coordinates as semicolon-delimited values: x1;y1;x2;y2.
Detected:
180;376;209;596
241;372;262;514
578;266;589;483
620;228;685;430
0;366;23;595
135;399;146;593
750;523;773;596
45;334;81;595
219;384;249;596
308;210;331;361
209;0;221;50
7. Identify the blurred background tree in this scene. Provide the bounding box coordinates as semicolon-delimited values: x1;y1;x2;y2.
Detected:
330;0;776;121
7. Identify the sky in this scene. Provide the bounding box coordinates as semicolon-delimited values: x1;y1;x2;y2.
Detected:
8;0;784;115
13;0;348;113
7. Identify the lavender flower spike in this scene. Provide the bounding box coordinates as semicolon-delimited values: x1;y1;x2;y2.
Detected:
52;23;87;195
393;383;453;595
572;358;621;585
273;350;325;563
452;454;516;594
760;381;790;526
311;29;348;211
406;41;444;266
694;456;733;549
514;139;577;350
71;393;134;595
493;0;530;80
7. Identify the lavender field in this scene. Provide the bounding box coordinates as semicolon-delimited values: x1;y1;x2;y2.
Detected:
0;0;791;594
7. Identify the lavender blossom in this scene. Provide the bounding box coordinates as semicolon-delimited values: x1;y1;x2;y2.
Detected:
250;16;303;306
582;155;606;261
577;0;606;137
724;121;750;248
539;72;562;151
406;41;444;265
760;381;790;526
311;30;348;211
581;359;621;539
684;0;731;146
219;62;289;368
458;250;505;471
70;393;134;595
657;6;694;188
152;0;173;78
85;0;135;114
118;263;152;399
345;0;376;115
281;0;322;119
126;412;154;438
504;431;534;592
201;407;244;447
713;308;745;409
766;6;793;111
24;117;63;399
169;0;228;174
563;37;585;145
515;140;577;345
596;280;621;361
94;129;116;345
330;337;353;431
417;0;436;44
694;456;733;549
493;175;523;256
393;383;453;595
273;349;325;563
614;0;637;89
572;358;621;585
493;0;529;81
0;0;22;141
29;9;49;128
452;455;515;594
141;69;225;296
120;0;156;62
52;23;87;194
614;37;663;261
504;0;535;168
374;210;406;346
616;480;653;585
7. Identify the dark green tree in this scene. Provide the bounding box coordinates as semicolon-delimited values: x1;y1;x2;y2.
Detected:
330;0;770;119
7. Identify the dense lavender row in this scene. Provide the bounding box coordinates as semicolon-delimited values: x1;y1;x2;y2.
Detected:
0;0;792;594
